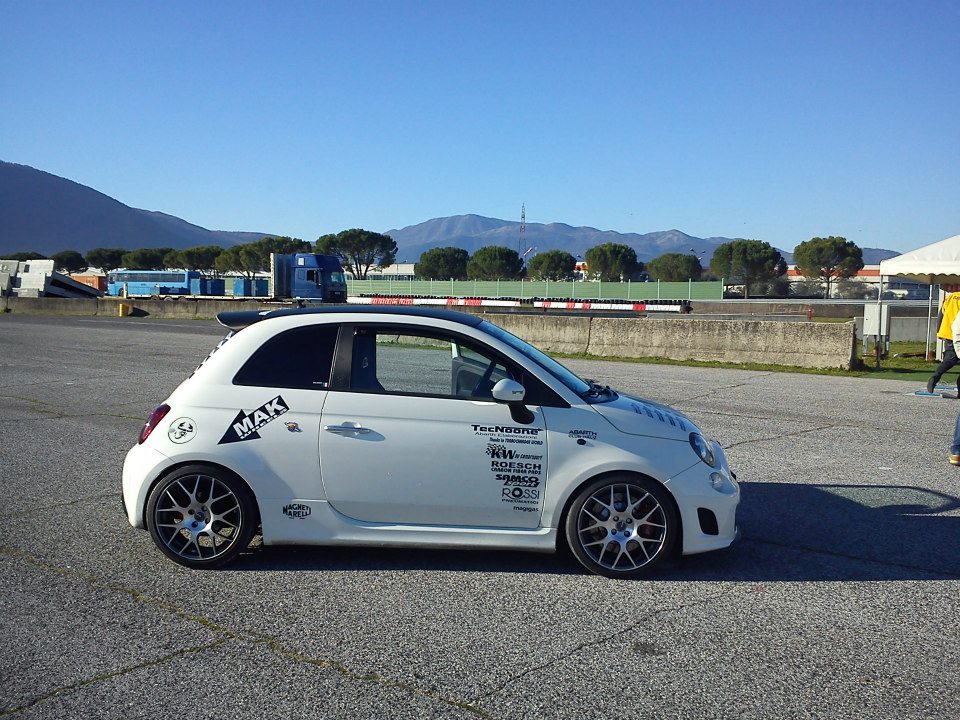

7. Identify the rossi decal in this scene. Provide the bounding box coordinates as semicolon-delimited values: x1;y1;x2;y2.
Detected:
219;396;289;444
501;487;540;506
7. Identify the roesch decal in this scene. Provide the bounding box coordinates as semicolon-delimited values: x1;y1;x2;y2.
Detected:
218;396;289;444
485;443;542;460
282;502;311;519
489;461;542;473
568;429;597;440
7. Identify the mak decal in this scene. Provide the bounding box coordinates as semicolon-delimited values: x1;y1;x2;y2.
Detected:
167;418;197;444
284;421;302;433
219;396;289;445
283;502;312;519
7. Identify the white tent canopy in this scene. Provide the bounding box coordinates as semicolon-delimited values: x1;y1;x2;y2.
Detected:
878;234;960;284
877;233;960;360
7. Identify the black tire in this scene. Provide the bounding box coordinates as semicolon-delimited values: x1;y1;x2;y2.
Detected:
146;464;257;569
564;475;678;579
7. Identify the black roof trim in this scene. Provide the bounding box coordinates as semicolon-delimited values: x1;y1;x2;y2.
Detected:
217;305;487;332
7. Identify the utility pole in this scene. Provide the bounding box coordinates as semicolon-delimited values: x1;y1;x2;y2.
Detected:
519;204;526;258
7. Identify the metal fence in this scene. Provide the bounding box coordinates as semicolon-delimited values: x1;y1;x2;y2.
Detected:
347;279;724;301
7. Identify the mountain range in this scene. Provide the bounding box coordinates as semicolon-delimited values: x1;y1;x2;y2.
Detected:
1;161;899;265
0;161;270;256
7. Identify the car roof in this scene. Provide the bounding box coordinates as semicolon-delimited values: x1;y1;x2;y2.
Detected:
217;305;488;332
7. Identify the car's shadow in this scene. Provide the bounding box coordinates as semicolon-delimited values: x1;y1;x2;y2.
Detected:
229;482;960;581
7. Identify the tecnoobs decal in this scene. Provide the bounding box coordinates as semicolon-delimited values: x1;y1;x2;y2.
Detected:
168;418;197;444
218;396;289;444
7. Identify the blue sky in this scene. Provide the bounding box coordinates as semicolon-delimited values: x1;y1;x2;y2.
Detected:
1;0;957;253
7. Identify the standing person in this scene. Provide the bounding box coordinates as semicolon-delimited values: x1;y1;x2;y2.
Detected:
951;412;960;466
926;291;960;393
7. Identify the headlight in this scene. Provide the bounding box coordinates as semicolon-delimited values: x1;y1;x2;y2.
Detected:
689;433;717;467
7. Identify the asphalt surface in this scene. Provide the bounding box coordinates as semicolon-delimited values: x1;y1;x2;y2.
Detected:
1;313;958;719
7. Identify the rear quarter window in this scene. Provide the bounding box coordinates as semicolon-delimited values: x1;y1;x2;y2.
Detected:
233;324;339;390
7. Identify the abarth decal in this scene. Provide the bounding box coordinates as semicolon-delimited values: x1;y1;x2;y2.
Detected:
168;418;197;444
218;395;289;444
568;429;597;440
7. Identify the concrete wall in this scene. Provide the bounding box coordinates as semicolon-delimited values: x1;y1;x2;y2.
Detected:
5;297;100;315
3;297;857;369
694;300;930;318
2;296;280;319
489;313;857;369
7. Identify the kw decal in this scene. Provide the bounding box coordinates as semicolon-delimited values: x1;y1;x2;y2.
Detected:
219;396;289;444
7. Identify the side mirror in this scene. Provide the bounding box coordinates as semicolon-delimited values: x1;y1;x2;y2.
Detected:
492;379;535;424
492;378;525;403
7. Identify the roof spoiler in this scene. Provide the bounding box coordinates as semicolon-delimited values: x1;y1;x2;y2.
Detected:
217;310;275;331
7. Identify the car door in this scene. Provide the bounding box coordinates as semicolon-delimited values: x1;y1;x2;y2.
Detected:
318;324;547;528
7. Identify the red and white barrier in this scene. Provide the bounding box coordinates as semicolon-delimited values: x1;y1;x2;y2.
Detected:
349;296;522;308
349;296;685;312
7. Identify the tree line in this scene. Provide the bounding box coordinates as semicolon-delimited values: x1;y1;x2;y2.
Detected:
7;232;866;297
416;236;866;298
5;229;398;280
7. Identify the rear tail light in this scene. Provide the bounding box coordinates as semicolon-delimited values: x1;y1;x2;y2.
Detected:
139;404;171;444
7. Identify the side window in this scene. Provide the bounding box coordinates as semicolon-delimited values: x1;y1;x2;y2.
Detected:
234;324;339;389
349;329;513;399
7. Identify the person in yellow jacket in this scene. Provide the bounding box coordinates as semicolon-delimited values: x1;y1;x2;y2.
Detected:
927;291;960;393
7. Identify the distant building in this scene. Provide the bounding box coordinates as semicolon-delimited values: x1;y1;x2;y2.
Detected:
786;264;928;298
0;259;101;298
347;263;417;280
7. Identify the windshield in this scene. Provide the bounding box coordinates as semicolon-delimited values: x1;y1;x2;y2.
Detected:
479;320;591;396
327;271;346;285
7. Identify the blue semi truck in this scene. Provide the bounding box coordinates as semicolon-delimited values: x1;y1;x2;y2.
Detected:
106;253;347;302
269;253;347;302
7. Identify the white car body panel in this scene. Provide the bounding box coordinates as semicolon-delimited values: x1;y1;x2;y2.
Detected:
122;308;740;565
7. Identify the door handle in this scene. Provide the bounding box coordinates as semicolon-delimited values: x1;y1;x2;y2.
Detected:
324;424;371;434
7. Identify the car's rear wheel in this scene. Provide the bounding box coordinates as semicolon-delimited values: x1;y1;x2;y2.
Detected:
146;465;256;569
565;475;677;579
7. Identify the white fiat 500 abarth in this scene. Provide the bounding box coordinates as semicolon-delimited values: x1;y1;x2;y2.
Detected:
122;307;739;578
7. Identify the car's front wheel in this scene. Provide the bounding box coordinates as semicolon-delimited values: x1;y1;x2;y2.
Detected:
146;465;257;569
565;475;677;579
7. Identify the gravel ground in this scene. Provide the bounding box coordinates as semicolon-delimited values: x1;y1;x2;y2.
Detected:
1;313;958;719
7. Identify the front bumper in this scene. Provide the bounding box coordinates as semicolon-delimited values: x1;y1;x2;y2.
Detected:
667;461;740;556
